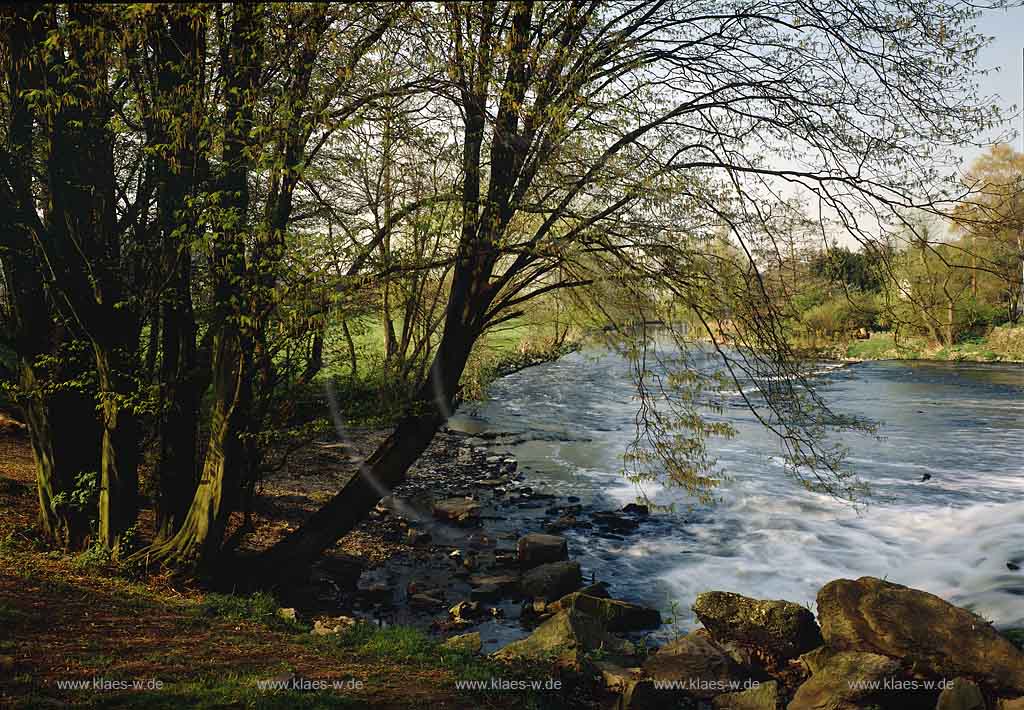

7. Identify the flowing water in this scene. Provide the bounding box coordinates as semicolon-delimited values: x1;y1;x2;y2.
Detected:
449;348;1024;631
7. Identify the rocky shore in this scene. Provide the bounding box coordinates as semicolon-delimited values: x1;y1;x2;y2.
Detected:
482;576;1024;709
278;431;1024;709
280;429;662;643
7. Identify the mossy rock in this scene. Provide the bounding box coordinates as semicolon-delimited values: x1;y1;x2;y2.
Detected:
492;609;634;667
693;591;823;660
548;592;661;631
789;651;935;710
818;577;1024;695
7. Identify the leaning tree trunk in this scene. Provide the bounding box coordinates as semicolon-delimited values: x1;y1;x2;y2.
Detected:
256;306;478;582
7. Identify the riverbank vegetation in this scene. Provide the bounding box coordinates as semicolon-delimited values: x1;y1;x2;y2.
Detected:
752;143;1024;362
1;1;1022;706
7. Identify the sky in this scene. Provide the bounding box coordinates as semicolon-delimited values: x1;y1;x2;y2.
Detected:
964;4;1024;164
813;5;1024;248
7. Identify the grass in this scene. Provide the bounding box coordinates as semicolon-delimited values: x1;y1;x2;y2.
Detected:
314;315;581;426
197;590;308;633
0;521;576;709
0;427;580;708
319;316;537;381
845;326;1024;362
845;333;925;360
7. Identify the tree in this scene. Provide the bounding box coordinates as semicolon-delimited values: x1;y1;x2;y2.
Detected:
0;5;156;552
0;1;1005;578
258;0;998;580
0;4;103;547
135;3;404;569
883;219;973;345
953;143;1024;323
1;3;405;564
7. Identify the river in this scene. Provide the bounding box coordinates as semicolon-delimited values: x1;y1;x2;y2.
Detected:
449;348;1024;632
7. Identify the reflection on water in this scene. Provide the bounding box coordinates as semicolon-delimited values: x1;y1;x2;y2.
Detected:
450;350;1024;631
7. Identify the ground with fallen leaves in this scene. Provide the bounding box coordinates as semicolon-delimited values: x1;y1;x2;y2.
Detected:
0;429;576;709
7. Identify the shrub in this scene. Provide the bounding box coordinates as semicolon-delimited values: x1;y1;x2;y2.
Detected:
800;293;880;336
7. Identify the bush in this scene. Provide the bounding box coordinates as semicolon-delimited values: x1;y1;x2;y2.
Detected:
800;293;880;337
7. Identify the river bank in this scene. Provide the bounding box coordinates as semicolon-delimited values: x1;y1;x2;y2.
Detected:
4;347;1024;708
800;324;1024;363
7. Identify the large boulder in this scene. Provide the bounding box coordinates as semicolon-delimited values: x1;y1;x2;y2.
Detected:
598;662;671;710
787;651;934;710
817;576;1024;694
517;533;569;568
642;629;752;699
493;609;634;668
521;561;582;602
433;498;481;525
549;592;662;632
693;591;823;662
935;679;985;710
713;680;783;710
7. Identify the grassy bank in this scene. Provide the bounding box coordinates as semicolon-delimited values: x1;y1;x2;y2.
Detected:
799;324;1024;363
0;526;568;709
318;316;583;425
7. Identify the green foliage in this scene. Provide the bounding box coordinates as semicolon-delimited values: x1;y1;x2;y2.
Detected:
811;246;886;293
72;541;113;571
801;294;881;337
71;523;142;572
50;470;99;517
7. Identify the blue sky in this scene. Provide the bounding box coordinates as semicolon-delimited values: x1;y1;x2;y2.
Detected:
966;4;1024;162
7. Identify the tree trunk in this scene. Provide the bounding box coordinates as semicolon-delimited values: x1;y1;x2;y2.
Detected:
130;2;263;570
342;321;358;380
257;291;479;581
19;356;102;548
138;330;245;568
255;409;443;581
142;4;207;542
945;298;955;347
153;295;198;541
94;347;140;552
38;4;144;553
1;5;101;548
298;328;324;385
